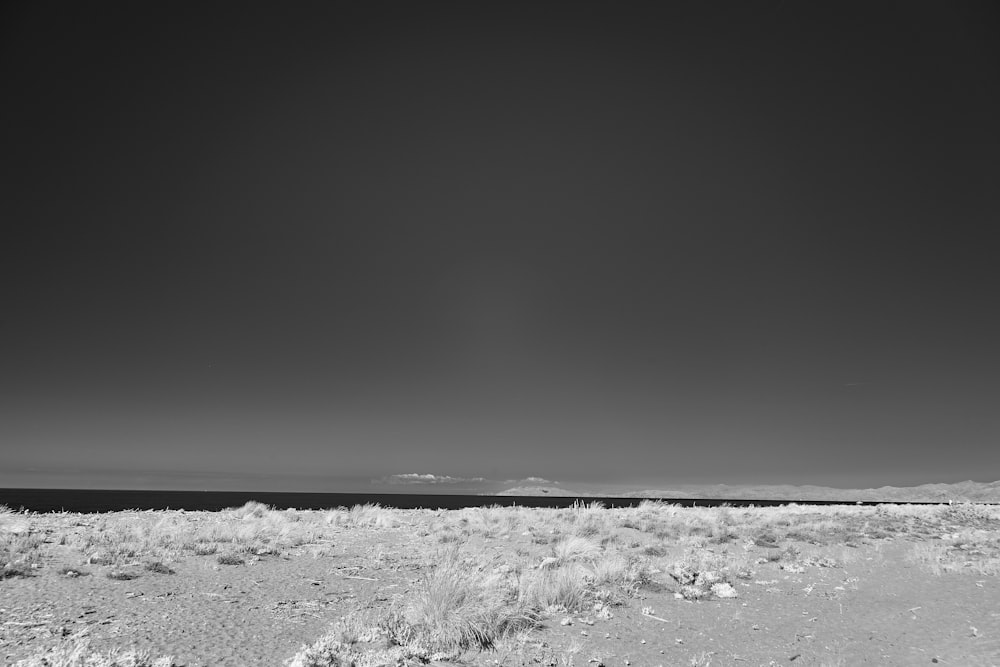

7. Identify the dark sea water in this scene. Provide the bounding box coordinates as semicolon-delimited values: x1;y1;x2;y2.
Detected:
0;488;905;513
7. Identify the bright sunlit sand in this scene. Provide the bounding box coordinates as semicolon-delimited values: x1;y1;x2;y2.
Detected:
3;500;999;666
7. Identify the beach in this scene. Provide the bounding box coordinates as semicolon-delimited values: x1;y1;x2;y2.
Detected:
3;501;999;666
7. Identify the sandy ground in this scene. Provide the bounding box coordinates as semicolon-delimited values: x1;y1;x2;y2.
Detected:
2;503;999;666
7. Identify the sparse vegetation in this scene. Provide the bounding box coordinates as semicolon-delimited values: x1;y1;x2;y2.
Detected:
906;528;1000;575
3;500;998;665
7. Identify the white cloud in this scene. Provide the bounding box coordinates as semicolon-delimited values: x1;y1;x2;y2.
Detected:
504;476;558;485
379;473;558;486
380;473;487;485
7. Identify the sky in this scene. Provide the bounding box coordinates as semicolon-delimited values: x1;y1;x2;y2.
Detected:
2;2;999;492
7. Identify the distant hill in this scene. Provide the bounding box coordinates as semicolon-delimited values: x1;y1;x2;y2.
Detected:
494;480;1000;503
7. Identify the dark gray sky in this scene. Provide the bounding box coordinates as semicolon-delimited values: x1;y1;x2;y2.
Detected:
2;2;999;491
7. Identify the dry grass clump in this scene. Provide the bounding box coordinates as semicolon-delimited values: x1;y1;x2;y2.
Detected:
226;500;272;519
0;505;32;531
2;532;42;579
72;503;334;565
467;505;523;539
525;539;659;612
557;501;611;538
71;506;313;568
587;552;659;595
611;502;1000;552
285;611;439;667
472;504;511;530
523;563;591;612
288;549;538;666
285;633;422;667
547;535;601;567
77;514;188;566
324;503;399;529
13;633;175;667
2;507;43;578
587;552;630;586
399;549;537;654
906;527;1000;576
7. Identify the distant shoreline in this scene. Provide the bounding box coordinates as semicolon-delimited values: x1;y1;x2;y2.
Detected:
496;479;1000;504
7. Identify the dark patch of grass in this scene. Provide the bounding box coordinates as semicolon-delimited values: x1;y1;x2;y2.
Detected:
600;535;621;548
236;543;263;555
710;530;738;544
642;544;668;557
217;553;245;566
642;521;665;535
636;578;669;593
1;562;35;579
58;566;90;577
145;561;175;574
653;528;678;541
783;530;814;543
781;545;801;561
753;532;780;548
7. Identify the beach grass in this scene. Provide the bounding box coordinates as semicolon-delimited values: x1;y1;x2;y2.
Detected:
3;500;999;665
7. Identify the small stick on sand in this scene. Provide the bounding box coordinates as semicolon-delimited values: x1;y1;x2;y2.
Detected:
344;575;378;581
641;612;671;623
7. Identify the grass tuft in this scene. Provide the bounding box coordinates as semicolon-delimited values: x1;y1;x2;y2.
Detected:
399;549;538;654
550;536;600;565
13;634;175;667
1;532;42;578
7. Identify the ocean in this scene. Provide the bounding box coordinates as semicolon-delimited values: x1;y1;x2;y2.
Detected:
0;487;901;513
